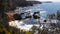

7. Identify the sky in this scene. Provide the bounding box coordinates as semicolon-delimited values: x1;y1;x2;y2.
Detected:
26;0;60;2
38;0;60;2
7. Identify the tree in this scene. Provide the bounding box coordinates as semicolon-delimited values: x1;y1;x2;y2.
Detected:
57;11;60;20
31;26;37;34
48;14;55;19
0;0;21;34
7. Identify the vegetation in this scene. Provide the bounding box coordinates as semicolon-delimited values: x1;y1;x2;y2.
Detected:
47;11;60;34
0;0;20;34
57;11;60;20
0;0;33;34
0;0;60;34
48;13;55;19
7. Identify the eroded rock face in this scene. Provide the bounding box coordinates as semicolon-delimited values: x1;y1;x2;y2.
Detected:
6;12;22;21
6;12;15;21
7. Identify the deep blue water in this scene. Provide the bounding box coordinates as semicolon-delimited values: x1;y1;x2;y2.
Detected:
37;2;60;14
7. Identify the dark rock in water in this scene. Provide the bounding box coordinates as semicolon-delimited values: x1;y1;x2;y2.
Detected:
25;16;32;19
13;14;22;20
33;12;40;19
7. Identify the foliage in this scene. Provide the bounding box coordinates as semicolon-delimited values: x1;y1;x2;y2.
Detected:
48;13;55;19
57;11;60;20
0;0;21;34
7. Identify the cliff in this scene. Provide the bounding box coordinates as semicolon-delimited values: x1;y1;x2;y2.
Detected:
9;0;42;7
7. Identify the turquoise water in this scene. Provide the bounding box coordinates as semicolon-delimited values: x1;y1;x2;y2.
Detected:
38;2;60;14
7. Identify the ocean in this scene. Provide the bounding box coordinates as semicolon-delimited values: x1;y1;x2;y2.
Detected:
15;2;60;19
34;2;60;14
